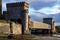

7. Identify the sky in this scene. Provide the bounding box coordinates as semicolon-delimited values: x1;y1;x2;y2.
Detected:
2;0;60;26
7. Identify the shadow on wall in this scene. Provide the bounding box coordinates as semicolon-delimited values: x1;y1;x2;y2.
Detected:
10;19;22;24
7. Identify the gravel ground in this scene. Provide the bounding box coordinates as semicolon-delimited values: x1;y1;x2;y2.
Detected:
0;35;60;40
31;35;60;40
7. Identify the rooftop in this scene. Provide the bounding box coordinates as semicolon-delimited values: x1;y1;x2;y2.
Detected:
6;2;29;7
43;18;54;20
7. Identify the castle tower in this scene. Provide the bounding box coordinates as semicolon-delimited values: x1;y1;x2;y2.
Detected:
6;2;29;34
43;18;55;34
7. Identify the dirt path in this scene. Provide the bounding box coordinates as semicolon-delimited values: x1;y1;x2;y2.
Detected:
31;35;60;40
0;35;60;40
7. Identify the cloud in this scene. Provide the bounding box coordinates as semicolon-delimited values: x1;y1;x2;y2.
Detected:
57;0;60;4
3;0;24;3
2;0;60;25
30;13;48;22
29;0;56;10
28;0;56;3
29;8;37;15
48;13;60;23
2;3;7;11
29;4;60;15
38;5;60;14
30;12;60;24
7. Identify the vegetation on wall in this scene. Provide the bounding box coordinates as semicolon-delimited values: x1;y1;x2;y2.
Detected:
0;20;11;24
56;26;60;33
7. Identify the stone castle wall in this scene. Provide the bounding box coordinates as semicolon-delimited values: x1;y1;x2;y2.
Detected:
0;23;10;34
0;22;22;35
0;21;56;35
30;21;51;29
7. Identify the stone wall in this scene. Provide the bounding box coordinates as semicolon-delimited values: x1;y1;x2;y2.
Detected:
30;21;51;29
0;23;10;34
0;22;22;35
12;22;22;35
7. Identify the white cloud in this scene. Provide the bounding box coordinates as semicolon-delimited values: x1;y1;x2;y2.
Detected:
29;8;37;15
31;13;46;18
2;3;7;11
2;0;60;15
29;4;60;15
30;13;48;22
27;0;56;3
57;0;60;3
38;5;60;14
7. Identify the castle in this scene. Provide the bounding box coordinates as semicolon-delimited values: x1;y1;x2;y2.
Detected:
0;2;56;35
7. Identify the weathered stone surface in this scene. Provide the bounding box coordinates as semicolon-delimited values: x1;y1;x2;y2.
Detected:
0;22;22;35
30;21;51;29
0;23;10;34
12;22;22;34
6;2;29;34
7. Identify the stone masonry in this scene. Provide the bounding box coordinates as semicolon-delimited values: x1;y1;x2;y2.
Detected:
6;2;29;34
0;22;22;35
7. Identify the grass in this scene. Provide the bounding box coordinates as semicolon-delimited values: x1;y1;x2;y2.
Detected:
0;20;21;24
0;20;10;23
